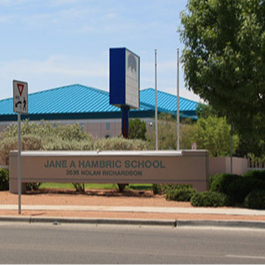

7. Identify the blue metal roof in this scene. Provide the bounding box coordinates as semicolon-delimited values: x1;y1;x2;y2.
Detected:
0;84;198;121
140;88;198;119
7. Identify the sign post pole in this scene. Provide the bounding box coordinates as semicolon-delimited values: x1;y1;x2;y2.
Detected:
18;113;21;214
13;80;28;215
155;49;158;151
121;106;130;139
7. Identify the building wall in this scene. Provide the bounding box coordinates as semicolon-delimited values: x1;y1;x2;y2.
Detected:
209;157;248;176
0;123;9;133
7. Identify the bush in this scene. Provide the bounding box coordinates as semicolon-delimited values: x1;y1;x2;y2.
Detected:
165;186;196;201
227;178;265;204
210;173;242;194
0;168;9;191
209;174;217;189
0;135;43;165
243;170;265;181
26;183;42;191
43;138;93;151
152;184;163;195
93;137;147;151
153;184;177;195
72;183;85;193
210;173;265;205
244;190;265;209
152;184;194;195
0;121;93;143
0;122;94;165
191;191;230;207
129;118;147;140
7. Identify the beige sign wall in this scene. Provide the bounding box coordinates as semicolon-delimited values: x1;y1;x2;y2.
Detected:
9;150;209;193
209;157;248;176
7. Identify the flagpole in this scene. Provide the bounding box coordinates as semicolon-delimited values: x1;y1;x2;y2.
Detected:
177;48;180;151
155;49;158;151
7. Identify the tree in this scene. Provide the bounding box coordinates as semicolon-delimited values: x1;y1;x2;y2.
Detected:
196;103;217;120
146;113;194;150
192;115;239;157
129;118;147;140
180;0;265;156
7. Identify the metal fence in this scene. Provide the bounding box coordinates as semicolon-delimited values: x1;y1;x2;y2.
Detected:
248;158;265;170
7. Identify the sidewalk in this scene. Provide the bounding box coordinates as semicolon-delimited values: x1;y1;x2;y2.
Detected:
1;190;265;228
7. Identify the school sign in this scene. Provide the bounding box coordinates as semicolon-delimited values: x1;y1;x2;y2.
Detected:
9;150;209;193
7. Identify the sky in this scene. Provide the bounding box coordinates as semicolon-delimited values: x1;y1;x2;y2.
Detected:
0;0;202;102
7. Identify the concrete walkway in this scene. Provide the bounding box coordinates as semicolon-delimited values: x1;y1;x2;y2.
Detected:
1;204;265;216
1;204;265;229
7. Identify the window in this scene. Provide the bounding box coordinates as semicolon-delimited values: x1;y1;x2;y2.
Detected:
106;122;110;130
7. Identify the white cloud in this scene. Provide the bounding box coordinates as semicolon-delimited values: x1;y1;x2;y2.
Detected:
1;55;105;77
0;55;109;99
49;0;86;6
0;0;33;6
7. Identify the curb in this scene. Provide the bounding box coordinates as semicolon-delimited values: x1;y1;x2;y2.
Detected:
0;216;177;227
1;216;265;229
177;220;265;229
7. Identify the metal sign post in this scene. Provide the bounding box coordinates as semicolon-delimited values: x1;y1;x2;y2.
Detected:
18;113;21;214
13;80;28;215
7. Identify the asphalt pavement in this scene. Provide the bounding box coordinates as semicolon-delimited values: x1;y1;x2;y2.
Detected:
1;223;265;263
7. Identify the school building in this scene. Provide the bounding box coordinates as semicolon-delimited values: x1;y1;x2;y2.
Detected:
0;84;199;138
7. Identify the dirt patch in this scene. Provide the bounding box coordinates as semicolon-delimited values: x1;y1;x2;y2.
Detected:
0;189;192;207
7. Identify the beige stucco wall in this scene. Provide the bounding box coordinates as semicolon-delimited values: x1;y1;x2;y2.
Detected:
9;150;209;193
209;157;248;175
0;123;9;133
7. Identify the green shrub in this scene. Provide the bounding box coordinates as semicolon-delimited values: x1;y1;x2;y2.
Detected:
152;184;163;195
129;118;147;140
191;191;230;207
210;173;242;194
243;170;265;181
72;183;85;192
0;122;94;165
226;177;265;204
93;137;147;151
152;184;194;195
0;135;43;165
165;186;196;201
0;121;93;143
244;190;265;209
153;184;176;195
0;137;17;165
0;168;9;191
43;138;93;151
210;173;265;205
209;174;217;189
26;183;42;191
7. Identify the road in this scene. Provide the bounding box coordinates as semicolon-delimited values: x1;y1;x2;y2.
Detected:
0;222;265;264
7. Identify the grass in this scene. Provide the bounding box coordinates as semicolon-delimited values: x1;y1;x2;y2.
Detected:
40;183;152;191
